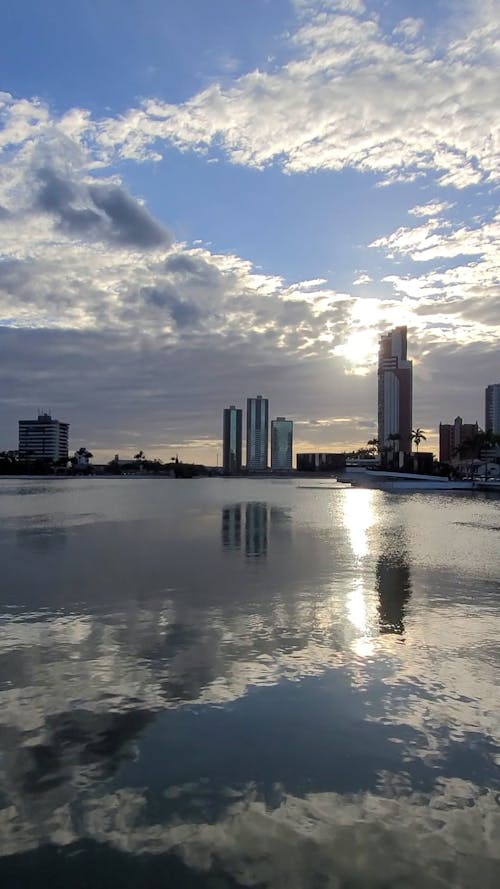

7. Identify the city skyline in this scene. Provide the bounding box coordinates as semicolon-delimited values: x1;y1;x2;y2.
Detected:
5;357;499;467
0;1;498;463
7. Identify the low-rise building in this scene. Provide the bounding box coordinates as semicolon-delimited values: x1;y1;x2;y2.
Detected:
18;412;69;463
296;452;346;472
439;417;478;463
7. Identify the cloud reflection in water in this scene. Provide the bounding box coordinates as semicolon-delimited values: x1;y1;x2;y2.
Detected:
0;482;499;887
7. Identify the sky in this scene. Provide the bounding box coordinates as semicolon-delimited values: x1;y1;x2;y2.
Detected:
0;0;499;463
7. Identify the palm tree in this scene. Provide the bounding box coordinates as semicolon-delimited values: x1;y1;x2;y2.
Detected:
366;438;380;456
411;428;427;453
134;450;145;463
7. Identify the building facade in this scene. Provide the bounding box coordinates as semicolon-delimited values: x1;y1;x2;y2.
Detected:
18;412;69;462
377;326;413;467
439;416;478;463
222;405;243;473
485;384;500;435
296;453;346;472
271;417;293;471
246;395;269;471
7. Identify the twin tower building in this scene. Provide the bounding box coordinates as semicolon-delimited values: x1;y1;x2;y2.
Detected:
223;396;293;473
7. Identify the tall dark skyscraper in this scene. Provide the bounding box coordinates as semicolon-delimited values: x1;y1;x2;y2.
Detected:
485;384;500;434
271;417;293;471
377;326;413;465
246;395;269;471
222;405;242;473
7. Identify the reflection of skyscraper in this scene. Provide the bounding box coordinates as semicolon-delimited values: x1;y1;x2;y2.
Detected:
377;326;412;465
222;405;242;473
221;505;242;549
271;418;293;471
245;502;268;558
246;395;269;471
376;553;412;635
16;527;68;550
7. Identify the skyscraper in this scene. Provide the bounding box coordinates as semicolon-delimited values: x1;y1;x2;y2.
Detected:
222;405;242;473
18;412;69;462
271;417;293;471
246;395;269;471
377;326;413;467
485;384;500;435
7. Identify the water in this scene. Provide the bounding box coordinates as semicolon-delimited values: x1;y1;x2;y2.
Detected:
0;477;499;888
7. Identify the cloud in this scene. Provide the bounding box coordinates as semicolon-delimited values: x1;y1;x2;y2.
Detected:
140;285;201;328
352;272;372;285
89;1;499;188
34;166;171;249
409;201;456;218
392;17;424;41
370;213;499;263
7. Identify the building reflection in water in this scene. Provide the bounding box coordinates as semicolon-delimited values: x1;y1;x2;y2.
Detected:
376;546;412;635
16;526;68;551
245;502;268;558
340;490;412;647
221;504;242;550
221;502;269;558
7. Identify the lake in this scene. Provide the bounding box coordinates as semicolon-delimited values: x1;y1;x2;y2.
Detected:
0;477;499;888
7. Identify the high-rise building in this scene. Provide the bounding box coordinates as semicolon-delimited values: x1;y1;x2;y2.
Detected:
18;412;69;462
222;405;242;473
485;384;500;435
439;416;478;463
246;395;269;471
377;326;413;466
271;417;293;471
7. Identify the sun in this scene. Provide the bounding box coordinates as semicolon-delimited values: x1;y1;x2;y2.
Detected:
334;329;379;373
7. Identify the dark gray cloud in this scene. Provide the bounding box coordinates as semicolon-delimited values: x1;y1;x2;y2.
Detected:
164;253;223;290
88;183;171;248
0;259;31;290
0;326;378;457
140;285;201;328
1;322;497;460
35;167;171;250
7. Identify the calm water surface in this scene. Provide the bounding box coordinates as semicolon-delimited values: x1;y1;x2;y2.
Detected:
0;478;499;888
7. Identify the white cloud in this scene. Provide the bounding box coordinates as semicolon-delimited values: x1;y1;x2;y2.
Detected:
371;213;499;263
352;272;372;285
84;1;500;187
392;17;424;41
409;201;456;218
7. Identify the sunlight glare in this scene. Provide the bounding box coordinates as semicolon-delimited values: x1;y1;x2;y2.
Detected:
342;489;375;559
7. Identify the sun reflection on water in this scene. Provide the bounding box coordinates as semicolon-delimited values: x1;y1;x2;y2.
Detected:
347;578;368;633
341;491;378;655
341;489;376;559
